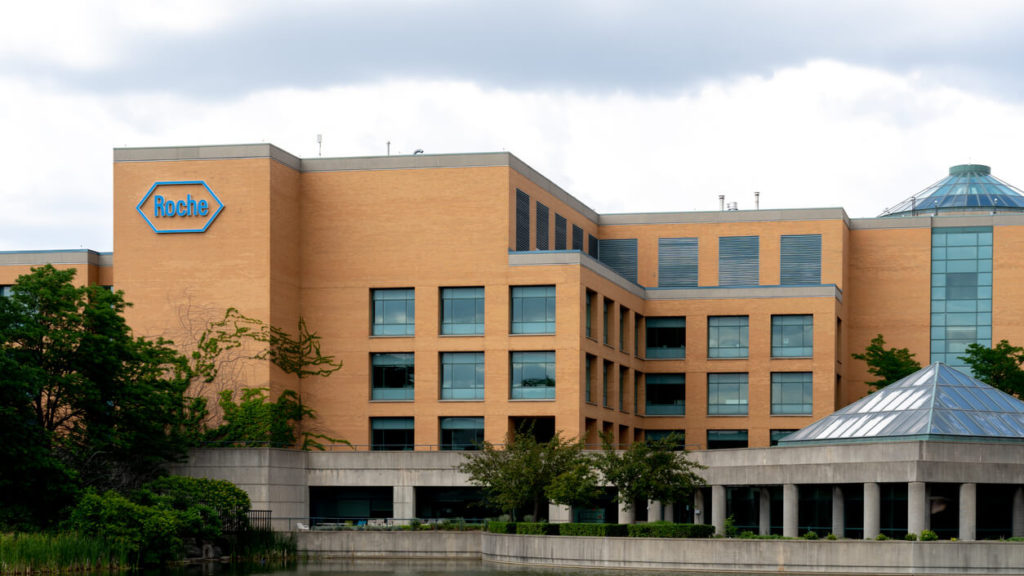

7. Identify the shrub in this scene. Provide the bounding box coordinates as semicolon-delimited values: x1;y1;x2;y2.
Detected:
904;532;918;541
825;533;838;540
920;529;938;541
724;515;738;538
875;533;890;541
558;523;628;537
516;522;559;535
802;531;819;540
486;521;516;534
627;522;714;539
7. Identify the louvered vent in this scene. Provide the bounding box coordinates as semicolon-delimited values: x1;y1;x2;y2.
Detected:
515;189;530;251
719;236;759;286
536;202;549;250
780;234;822;285
554;214;567;250
598;238;638;283
572;225;584;250
658;237;698;287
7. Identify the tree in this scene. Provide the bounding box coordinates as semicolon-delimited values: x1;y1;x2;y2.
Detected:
196;308;346;449
596;434;705;515
0;265;203;527
960;340;1024;398
458;430;591;520
852;334;921;391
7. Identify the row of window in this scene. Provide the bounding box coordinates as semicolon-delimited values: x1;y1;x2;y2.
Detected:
633;371;813;417
516;189;596;254
372;286;556;336
372;351;555;401
369;417;798;451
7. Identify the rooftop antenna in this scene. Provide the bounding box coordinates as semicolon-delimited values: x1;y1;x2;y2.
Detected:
719;194;725;211
754;191;760;210
316;134;322;157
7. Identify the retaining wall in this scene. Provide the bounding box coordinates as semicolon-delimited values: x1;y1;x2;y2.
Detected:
297;531;1024;574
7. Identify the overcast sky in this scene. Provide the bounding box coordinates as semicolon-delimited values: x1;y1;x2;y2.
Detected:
4;0;1024;251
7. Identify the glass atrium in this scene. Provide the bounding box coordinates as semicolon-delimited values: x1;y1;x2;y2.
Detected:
881;164;1024;217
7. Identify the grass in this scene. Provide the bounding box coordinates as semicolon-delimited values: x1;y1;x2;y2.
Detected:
0;532;130;574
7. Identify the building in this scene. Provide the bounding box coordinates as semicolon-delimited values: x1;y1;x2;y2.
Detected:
4;144;1024;535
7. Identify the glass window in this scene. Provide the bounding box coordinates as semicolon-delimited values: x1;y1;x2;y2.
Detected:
603;299;612;344
708;316;749;358
645;430;685;449
585;290;594;338
441;287;484;335
440;352;484;400
771;315;813;357
602;361;610;407
771;372;812;415
511;286;555;334
371;353;414;401
371;417;414;450
585;354;595;403
372;288;414;336
707;429;748;449
440;417;484;450
645;373;685;415
510;351;555;399
708;373;748;415
770;429;798;446
646;317;685;359
619;366;627;411
619;307;628;351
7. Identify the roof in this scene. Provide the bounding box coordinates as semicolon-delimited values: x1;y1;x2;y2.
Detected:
881;164;1024;217
779;363;1024;445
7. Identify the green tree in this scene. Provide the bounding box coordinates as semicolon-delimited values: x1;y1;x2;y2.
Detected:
852;334;921;391
196;308;346;449
597;434;705;515
459;431;591;520
0;265;203;527
960;340;1024;398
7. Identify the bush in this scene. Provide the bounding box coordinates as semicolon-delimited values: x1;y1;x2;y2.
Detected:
875;533;890;541
802;530;819;540
904;532;918;541
516;522;559;535
627;522;714;538
920;529;938;541
486;521;516;534
825;533;838;540
558;523;628;537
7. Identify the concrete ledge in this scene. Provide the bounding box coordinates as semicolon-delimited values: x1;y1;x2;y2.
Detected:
296;531;1024;574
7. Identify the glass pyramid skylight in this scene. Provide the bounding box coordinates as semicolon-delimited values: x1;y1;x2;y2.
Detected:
779;363;1024;445
880;164;1024;217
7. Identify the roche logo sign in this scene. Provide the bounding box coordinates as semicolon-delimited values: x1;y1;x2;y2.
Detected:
136;181;224;234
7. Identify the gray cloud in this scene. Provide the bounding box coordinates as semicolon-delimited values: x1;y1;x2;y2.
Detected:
6;1;1024;100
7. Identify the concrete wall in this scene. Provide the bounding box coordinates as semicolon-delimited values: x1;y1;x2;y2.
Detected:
295;531;1024;574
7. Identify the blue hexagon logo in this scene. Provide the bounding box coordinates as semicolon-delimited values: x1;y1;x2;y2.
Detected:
136;181;224;234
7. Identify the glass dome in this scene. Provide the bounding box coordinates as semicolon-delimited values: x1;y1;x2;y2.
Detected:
779;363;1024;445
880;164;1024;217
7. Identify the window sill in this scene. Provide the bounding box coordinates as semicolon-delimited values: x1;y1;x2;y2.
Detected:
439;333;485;338
770;413;812;417
370;334;415;338
509;398;556;402
440;398;485;402
770;355;813;360
707;413;749;417
707;356;749;361
510;332;556;337
369;399;415;403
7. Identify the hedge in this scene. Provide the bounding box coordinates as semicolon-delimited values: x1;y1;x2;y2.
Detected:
486;521;517;534
516;522;560;535
626;522;715;538
557;523;628;537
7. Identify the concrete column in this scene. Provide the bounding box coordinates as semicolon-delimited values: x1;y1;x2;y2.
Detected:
1014;487;1024;538
782;484;799;538
959;483;976;541
618;501;635;525
393;485;415;526
758;487;771;536
863;482;880;540
864;479;880;537
548;503;571;524
711;486;726;536
908;481;927;536
648;500;663;522
663;503;675;522
694;490;706;527
832;485;845;539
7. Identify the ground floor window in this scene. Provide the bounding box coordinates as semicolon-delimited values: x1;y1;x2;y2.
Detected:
707;429;748;449
371;417;414;450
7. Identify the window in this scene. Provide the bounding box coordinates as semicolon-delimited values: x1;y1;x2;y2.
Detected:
707;429;748;449
371;353;414;401
536;202;549;250
585;354;595;403
440;352;484;400
585;290;595;338
719;236;759;286
603;299;613;344
371;418;414;450
619;307;629;351
440;417;484;450
635;313;642;357
515;189;530;251
771;314;813;357
646;430;685;449
645;373;685;415
780;234;822;285
511;286;555;334
771;373;812;415
770;429;798;446
372;288;414;336
510;351;555;399
602;361;610;407
441;287;484;335
707;373;748;415
658;237;698;288
0;285;12;298
619;366;628;411
646;317;685;359
708;316;749;358
634;371;642;414
554;214;567;250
